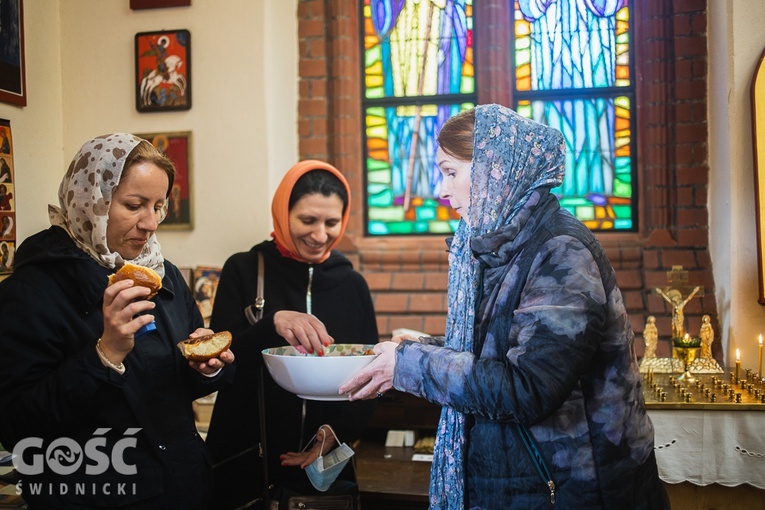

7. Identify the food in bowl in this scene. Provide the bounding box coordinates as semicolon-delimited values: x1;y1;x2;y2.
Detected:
262;343;376;401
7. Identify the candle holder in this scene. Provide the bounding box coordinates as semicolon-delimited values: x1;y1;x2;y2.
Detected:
673;336;701;383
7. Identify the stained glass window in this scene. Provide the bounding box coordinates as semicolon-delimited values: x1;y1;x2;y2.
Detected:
362;0;476;235
513;0;635;231
361;0;634;235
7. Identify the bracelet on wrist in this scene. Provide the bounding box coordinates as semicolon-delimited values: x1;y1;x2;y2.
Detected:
96;339;125;371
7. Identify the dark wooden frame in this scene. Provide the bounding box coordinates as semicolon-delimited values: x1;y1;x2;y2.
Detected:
135;29;191;112
0;0;27;107
752;47;765;304
130;0;190;10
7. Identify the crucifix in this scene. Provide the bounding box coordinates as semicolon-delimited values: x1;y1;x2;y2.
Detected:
654;265;703;339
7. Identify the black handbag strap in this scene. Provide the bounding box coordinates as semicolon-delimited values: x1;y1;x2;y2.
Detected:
259;368;311;490
256;251;271;494
253;250;300;493
245;252;266;325
258;367;271;495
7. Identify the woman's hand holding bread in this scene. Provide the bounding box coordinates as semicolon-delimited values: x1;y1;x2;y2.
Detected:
179;329;235;375
99;269;158;367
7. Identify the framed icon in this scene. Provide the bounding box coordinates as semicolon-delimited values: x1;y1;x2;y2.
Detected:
193;266;221;328
135;29;191;112
753;46;765;304
0;0;26;107
0;119;16;276
130;0;191;9
0;241;14;274
136;131;193;230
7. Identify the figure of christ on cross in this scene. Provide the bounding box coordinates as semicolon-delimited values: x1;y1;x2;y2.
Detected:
654;265;703;340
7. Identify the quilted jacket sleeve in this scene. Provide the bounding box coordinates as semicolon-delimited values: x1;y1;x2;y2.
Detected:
393;235;608;424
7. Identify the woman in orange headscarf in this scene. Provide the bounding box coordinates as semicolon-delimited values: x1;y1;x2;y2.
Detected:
205;161;378;509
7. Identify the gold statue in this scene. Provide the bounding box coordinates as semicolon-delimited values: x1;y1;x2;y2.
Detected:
643;266;712;374
654;286;701;339
699;314;714;358
643;315;658;359
689;313;723;373
654;266;703;340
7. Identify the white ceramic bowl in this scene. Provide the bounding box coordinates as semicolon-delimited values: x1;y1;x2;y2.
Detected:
262;343;377;401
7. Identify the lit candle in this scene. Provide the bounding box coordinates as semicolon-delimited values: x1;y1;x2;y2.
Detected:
759;335;763;380
736;348;741;380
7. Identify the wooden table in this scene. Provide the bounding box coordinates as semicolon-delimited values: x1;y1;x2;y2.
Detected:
354;442;430;510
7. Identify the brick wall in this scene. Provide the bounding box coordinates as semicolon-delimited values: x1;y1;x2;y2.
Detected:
297;1;718;360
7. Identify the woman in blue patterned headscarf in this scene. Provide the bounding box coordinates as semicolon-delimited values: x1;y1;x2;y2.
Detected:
341;104;667;509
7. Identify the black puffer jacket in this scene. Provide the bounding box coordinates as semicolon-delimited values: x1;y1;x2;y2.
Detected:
0;226;232;509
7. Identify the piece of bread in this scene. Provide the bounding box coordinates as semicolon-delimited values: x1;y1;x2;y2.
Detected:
108;263;162;299
177;331;232;361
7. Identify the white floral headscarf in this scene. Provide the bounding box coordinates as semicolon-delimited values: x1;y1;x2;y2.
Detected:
48;133;166;276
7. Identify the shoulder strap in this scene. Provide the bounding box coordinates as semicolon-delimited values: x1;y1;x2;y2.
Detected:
244;251;266;325
258;367;271;496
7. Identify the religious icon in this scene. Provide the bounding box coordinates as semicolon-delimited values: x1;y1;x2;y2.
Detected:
135;29;191;112
135;131;193;229
654;265;703;340
193;266;221;328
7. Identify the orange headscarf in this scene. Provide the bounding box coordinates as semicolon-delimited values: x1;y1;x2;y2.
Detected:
271;160;351;264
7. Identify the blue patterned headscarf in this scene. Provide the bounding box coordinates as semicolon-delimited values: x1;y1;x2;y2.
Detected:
429;104;565;509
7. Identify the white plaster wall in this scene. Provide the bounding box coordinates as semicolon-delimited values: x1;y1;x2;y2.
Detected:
0;1;64;253
708;0;765;368
1;0;297;269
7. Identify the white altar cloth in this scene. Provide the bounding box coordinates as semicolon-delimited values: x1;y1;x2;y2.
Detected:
649;408;765;488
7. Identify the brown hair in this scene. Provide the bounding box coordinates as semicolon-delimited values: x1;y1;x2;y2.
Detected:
437;108;476;161
124;140;176;197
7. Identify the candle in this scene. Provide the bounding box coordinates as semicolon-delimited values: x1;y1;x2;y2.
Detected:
759;335;763;380
736;348;741;380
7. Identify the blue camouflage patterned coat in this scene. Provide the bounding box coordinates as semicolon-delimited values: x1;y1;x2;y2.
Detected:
395;189;665;509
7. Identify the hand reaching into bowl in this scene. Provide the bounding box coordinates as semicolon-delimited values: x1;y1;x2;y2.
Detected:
274;310;334;356
338;341;397;400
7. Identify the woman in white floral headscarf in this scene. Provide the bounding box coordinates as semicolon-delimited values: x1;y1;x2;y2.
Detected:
0;134;234;510
342;105;667;509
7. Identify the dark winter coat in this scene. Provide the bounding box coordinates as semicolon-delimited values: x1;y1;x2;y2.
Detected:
205;240;378;509
395;192;666;509
0;226;232;509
